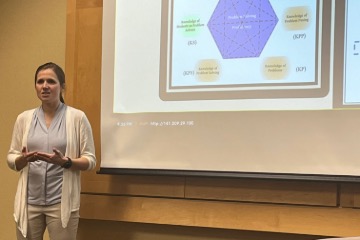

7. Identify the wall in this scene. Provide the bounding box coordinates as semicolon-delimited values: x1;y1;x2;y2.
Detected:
1;1;359;240
0;0;66;239
66;0;360;240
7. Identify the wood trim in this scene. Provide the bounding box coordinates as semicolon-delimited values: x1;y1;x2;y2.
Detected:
77;0;103;9
81;174;185;197
65;0;77;105
185;177;338;206
340;183;360;208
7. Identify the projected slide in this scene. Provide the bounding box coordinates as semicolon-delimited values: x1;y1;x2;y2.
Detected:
113;0;333;113
164;0;317;93
159;0;330;102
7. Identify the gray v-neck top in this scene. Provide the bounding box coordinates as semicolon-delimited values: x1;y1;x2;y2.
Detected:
27;103;67;206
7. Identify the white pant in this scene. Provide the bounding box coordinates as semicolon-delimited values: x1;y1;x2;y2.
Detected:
16;203;79;240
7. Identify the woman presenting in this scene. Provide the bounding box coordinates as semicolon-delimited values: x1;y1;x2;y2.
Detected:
7;62;97;240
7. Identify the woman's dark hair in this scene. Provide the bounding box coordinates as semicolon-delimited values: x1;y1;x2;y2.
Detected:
35;62;66;103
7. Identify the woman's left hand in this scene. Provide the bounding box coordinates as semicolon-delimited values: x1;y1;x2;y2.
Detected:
35;148;67;166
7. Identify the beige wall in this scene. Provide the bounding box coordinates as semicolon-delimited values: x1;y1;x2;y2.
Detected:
0;1;66;239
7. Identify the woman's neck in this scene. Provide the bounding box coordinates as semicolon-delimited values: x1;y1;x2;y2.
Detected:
42;101;61;114
42;101;61;128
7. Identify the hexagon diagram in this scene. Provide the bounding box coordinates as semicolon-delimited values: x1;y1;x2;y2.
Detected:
207;0;278;59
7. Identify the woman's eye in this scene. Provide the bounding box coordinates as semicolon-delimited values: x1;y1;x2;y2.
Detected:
36;79;57;85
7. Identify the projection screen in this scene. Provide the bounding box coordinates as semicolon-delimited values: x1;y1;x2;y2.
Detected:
99;0;360;181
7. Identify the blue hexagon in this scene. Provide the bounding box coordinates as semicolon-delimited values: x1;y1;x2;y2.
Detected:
208;0;278;59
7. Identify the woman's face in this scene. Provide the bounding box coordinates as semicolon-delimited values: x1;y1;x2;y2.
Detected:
35;69;62;105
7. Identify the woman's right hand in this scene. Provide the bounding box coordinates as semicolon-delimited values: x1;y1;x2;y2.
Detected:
15;147;37;170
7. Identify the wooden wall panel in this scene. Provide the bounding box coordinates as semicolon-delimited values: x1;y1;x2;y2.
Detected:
81;173;340;205
80;194;360;237
77;220;324;240
74;7;102;114
72;6;102;184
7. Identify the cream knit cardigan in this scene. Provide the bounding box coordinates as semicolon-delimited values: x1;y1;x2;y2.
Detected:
7;106;97;238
